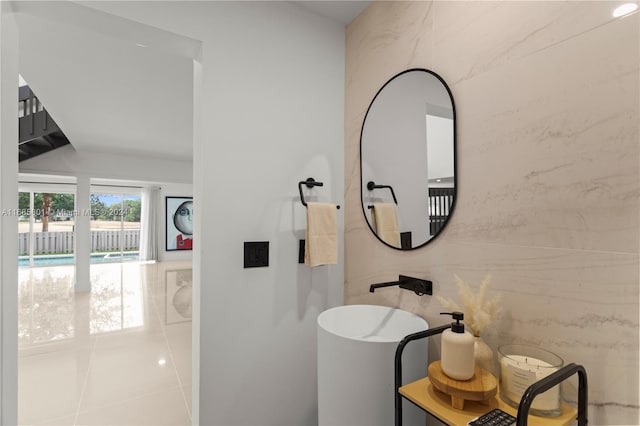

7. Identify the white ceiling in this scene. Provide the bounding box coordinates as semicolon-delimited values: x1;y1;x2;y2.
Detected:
14;1;370;162
292;1;371;25
14;2;197;161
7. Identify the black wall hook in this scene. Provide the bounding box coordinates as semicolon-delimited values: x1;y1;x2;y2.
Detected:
298;178;340;209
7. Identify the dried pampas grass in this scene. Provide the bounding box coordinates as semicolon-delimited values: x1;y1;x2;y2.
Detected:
436;274;501;337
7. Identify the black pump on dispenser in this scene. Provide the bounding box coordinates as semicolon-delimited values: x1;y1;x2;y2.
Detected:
441;311;465;333
439;311;474;380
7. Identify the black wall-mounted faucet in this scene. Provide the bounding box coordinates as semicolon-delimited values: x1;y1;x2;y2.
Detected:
369;275;433;296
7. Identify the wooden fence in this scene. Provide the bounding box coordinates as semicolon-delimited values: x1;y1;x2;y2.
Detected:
18;230;140;255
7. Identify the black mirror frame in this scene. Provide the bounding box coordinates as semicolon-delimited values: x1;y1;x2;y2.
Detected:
359;68;458;250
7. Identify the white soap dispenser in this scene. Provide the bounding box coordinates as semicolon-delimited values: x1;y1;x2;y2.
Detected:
440;312;475;380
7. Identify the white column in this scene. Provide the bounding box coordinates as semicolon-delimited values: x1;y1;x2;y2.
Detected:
28;191;34;266
0;3;19;424
75;176;91;292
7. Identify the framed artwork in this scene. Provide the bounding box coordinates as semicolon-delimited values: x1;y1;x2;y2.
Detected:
165;269;192;324
166;196;193;251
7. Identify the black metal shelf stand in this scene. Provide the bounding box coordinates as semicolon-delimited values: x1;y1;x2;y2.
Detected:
394;327;589;426
395;325;451;426
517;363;588;426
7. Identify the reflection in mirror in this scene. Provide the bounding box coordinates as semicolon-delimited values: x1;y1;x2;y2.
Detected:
360;69;456;250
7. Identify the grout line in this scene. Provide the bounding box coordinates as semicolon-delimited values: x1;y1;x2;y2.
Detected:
73;329;98;426
148;264;193;421
74;384;187;418
32;413;78;426
449;238;639;256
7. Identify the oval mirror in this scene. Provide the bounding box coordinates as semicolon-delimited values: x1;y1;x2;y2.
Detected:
360;68;456;250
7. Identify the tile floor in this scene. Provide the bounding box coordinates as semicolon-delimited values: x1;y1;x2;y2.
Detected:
18;260;192;426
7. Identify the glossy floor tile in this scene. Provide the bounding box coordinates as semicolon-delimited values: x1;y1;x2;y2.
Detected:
18;260;192;426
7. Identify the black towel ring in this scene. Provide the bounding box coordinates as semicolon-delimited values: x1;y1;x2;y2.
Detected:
298;178;340;209
367;181;398;205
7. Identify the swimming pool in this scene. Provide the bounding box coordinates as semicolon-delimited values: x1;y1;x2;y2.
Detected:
18;252;139;267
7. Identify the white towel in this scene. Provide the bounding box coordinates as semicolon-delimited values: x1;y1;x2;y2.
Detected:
305;202;338;267
372;203;400;247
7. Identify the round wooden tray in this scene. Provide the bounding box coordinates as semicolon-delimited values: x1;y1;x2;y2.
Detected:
428;361;497;410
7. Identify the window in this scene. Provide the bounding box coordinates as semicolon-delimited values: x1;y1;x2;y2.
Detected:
90;192;141;263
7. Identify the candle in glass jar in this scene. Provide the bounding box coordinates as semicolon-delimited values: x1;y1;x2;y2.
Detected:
500;354;560;411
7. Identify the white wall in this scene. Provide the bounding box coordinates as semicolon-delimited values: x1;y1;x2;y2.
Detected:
426;114;453;181
0;4;19;424
81;2;345;425
192;5;344;424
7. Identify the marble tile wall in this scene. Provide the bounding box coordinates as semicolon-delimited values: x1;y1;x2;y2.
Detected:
345;2;639;424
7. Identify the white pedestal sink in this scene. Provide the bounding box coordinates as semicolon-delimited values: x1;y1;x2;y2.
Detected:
317;304;429;426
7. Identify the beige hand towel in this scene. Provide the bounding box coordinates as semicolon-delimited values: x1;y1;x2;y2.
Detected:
305;202;338;267
372;203;400;247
